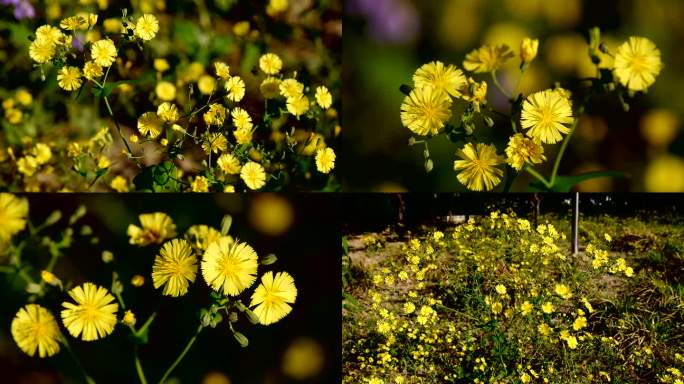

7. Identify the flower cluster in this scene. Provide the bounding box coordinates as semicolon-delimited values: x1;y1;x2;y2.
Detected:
400;30;662;191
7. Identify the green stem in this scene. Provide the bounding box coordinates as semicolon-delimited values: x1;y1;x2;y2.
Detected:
525;165;552;189
549;110;583;186
134;348;148;384
157;324;204;384
62;337;97;384
103;96;134;157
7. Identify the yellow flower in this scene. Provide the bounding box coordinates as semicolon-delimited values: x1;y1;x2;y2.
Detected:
453;142;504;191
122;310;136;327
154;58;170;72
233;21;250;36
11;304;61;358
202;238;259;296
17;156;39;176
135;14;159;41
29;39;55;63
217;153;242;175
315;148;336;174
131;275;145;287
191;175;210;192
463;44;514;73
231;107;253;130
104;18;124;34
520;301;533;315
565;335;578;349
6;108;22;124
57;66;82;91
234;127;255;145
541;302;554;314
259;53;283;75
203;103;226;126
83;61;104;80
495;284;507;295
214;62;231;80
127;212;177;246
521;89;574;144
491;301;503;314
60;16;87;31
61;283;119;341
279;78;304;99
198;75;216;95
260;77;281;99
185;225;224;251
400;86;452;136
90;39;117;67
505;133;546;170
111;176;128;194
249;271;297;325
315;86;333;109
15;88;33;106
613;36;662;92
644;155;684;192
554;283;572;299
225;76;245;102
240;161;266;190
157;102;179;123
538;322;551;336
573;316;587;330
156;81;176;101
35;25;64;46
520;38;539;65
32;143;52;164
0;193;28;243
152;239;198;297
287;95;310;117
412;61;466;98
137;112;163;138
267;0;289;15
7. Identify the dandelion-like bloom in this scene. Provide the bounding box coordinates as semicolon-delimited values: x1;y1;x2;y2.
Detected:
127;212;177;246
152;239;198;297
83;61;103;80
137;112;163;139
57;66;82;91
11;304;61;358
400;86;452;136
202;133;228;154
135;14;159;41
156;81;176;101
60;16;87;30
214;62;231;79
185;225;224;251
279;78;304;99
249;271;297;325
241;161;266;190
0;193;29;243
157;102;179;122
260;77;281;99
287;95;310;117
613;36;662;92
90;39;117;67
111;175;129;192
61;283;118;341
202;238;258;296
463;44;514;73
521;89;574;144
505;133;546;170
234;127;255;145
191;176;209;192
198;75;216;94
413;61;466;98
203;103;226;126
225;76;245;102
315;148;335;174
29;39;55;63
231;107;253;130
453;142;504;191
259;53;282;75
217;153;242;175
315;86;332;109
35;25;64;46
554;283;572;299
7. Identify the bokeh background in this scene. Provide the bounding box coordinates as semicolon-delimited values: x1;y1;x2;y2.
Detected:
0;194;340;384
342;0;684;192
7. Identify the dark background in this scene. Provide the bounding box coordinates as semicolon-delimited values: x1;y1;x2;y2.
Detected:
0;194;341;384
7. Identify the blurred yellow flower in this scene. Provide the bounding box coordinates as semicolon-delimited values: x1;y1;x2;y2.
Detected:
613;37;662;91
282;338;325;379
249;271;297;325
463;44;514;73
203;103;226;126
315;86;333;109
0;193;28;243
11;304;61;358
400;86;452;136
198;75;216;95
202;238;258;296
640;109;679;148
135;14;159;41
152;239;198;297
554;284;572;299
61;283;118;341
315;147;336;174
260;77;281;99
644;155;684;192
156;81;176;101
287;95;310;117
453;143;504;191
233;21;250;37
60;15;87;30
127;212;177;246
521;89;574;144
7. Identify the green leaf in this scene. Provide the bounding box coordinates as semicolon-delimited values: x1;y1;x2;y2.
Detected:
133;162;179;192
92;80;137;98
530;171;628;192
342;236;349;256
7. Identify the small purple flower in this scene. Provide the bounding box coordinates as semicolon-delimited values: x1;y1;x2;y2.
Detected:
72;34;86;51
348;0;419;44
3;0;35;20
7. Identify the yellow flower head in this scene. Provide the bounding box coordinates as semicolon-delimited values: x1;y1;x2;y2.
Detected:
35;25;64;46
0;193;29;243
198;75;216;95
231;107;253;130
127;212;177;246
613;36;662;91
260;77;281;99
554;283;572;299
267;0;289;15
11;304;61;358
505;133;546;170
463;44;514;73
135;14;159;41
60;16;87;31
61;283;118;341
214;62;231;80
234;127;255;145
520;38;539;65
240;161;266;190
137;112;163;138
249;271;297;325
202;238;259;296
156;81;177;101
315;147;336;174
90;39;117;67
413;61;466;98
400;86;452;136
521;89;574;144
17;156;39;176
185;225;224;251
202;133;228;154
315;86;333;109
541;302;554;314
154;58;170;72
453;142;504;191
157;102;179;123
573;316;587;331
233;21;250;36
29;39;55;63
83;61;104;80
203;103;226;126
495;284;507;295
152;239;198;297
279;78;304;99
122;310;136;327
225;76;246;102
111;175;129;192
57;66;83;91
217;153;242;175
287;95;310;117
259;53;283;75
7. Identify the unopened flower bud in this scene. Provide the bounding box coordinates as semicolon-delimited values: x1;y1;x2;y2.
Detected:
122;310;136;326
520;38;539;65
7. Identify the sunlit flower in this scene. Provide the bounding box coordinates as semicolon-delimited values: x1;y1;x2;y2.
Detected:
61;283;118;341
463;44;514;73
214;62;231;80
453;142;504;191
157;102;179;123
520;38;539;65
541;302;554;314
57;66;82;91
217;153;242;175
231;107;253;130
137;112;163;138
202;133;228;154
315;148;336;174
197;75;216;95
191;175;210;192
122;310;136;327
287;95;310;117
521;89;574;144
249;271;297;325
29;39;55;63
90;39;117;67
279;78;304;99
35;25;63;46
152;239;198;297
315;86;333;109
135;14;159;41
202;238;258;296
60;16;87;31
185;225;223;251
203;103;226;126
400;86;452;136
0;193;29;243
259;53;283;75
554;283;572;299
156;81;176;101
127;212;177;246
83;61;104;80
11;304;61;358
240;161;266;190
505;133;546;170
613;36;662;91
225;76;245;102
413;61;466;98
